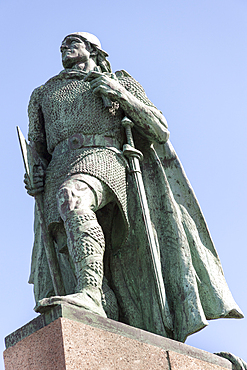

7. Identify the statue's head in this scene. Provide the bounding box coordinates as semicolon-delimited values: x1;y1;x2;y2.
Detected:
60;32;111;72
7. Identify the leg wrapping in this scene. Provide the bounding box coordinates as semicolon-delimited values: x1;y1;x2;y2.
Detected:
63;212;105;293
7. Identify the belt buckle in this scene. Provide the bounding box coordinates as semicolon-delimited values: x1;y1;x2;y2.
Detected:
69;133;84;150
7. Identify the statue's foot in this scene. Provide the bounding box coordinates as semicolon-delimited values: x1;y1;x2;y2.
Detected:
34;290;107;318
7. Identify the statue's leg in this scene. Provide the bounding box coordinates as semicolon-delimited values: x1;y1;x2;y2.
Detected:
37;175;112;317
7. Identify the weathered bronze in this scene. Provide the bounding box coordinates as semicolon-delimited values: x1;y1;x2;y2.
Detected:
24;32;244;343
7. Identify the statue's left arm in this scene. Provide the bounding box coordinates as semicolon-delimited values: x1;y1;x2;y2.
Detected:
25;87;50;196
85;70;169;144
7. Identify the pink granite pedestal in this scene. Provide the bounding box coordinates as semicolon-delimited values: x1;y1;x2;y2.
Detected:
4;305;232;370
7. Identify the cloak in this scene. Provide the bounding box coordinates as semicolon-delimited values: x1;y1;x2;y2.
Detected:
107;134;243;342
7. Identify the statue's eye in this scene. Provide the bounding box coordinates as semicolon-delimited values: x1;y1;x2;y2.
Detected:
71;38;83;45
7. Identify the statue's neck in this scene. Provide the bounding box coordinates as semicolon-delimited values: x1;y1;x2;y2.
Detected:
72;59;97;73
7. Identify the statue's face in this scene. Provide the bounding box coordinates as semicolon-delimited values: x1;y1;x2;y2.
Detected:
60;35;91;68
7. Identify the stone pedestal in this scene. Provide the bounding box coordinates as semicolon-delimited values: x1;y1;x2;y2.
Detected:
4;305;231;370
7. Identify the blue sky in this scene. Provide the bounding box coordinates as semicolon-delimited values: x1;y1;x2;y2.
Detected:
1;0;247;367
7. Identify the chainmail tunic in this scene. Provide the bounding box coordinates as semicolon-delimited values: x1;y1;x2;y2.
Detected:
28;69;156;231
44;147;128;226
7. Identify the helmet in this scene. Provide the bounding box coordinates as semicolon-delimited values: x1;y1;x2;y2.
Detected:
62;32;108;56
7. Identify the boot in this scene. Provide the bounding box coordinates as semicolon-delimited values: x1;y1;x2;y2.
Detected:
37;210;107;317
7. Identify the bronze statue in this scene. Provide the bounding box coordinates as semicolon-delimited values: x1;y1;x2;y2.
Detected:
25;32;243;343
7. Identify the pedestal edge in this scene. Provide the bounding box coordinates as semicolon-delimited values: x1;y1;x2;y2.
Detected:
4;304;231;369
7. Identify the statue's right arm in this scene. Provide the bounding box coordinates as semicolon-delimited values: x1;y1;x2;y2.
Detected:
85;70;169;144
25;87;50;197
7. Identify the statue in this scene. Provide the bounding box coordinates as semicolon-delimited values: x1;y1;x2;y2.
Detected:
24;32;243;343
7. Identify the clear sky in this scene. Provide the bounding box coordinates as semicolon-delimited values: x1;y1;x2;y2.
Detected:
0;0;247;367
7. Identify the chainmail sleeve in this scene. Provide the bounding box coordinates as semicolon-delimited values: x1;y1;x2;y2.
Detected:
116;70;169;144
116;70;159;110
28;87;45;142
28;86;50;160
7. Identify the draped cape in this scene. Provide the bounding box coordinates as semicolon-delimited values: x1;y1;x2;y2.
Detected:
107;132;244;341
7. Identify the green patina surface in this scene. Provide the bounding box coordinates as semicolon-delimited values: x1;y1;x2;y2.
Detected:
23;32;243;345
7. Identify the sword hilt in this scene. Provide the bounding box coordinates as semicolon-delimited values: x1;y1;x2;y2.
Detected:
122;117;143;161
122;117;134;147
102;95;112;108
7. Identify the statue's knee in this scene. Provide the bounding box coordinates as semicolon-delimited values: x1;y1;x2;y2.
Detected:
57;181;96;221
57;186;71;203
57;185;74;219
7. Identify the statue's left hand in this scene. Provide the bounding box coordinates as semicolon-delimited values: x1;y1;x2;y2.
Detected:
84;71;125;101
24;164;45;197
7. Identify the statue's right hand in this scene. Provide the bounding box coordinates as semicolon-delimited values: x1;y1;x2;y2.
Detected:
24;164;45;197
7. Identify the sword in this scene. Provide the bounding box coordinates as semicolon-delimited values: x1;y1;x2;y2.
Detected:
122;117;173;332
17;126;66;297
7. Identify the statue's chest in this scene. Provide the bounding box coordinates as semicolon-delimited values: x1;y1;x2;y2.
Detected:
41;78;124;152
42;79;93;114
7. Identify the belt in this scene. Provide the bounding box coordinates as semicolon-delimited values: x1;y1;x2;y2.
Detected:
53;133;122;157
